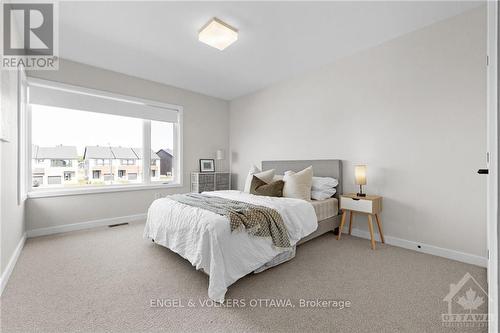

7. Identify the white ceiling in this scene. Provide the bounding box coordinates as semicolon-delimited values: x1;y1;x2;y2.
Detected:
59;1;482;100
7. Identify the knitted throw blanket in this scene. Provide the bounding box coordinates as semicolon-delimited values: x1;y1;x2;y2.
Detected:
169;193;290;248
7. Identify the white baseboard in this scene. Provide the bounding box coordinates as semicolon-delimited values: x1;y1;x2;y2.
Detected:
26;213;147;238
343;227;487;268
1;233;26;296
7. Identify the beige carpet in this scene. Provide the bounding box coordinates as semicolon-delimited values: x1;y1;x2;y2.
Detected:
1;222;487;333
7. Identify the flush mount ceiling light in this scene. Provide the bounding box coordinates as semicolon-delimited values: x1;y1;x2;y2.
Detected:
198;17;238;51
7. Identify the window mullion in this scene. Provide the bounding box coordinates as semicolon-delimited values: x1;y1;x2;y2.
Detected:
143;120;151;184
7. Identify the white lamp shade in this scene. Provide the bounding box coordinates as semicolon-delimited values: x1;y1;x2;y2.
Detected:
354;165;367;185
216;149;225;160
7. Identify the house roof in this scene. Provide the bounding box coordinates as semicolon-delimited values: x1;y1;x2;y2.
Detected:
157;148;173;157
110;147;138;159
35;145;78;159
83;146;160;160
132;148;160;160
84;146;114;159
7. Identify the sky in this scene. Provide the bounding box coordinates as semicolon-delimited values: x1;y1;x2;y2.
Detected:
31;104;174;157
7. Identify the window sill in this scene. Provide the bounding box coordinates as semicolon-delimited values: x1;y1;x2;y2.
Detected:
27;182;183;199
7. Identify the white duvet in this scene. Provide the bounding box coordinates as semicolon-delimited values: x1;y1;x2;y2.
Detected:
143;190;317;302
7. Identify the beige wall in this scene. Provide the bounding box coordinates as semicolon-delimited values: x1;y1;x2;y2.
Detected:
27;59;229;231
1;69;26;274
229;8;487;257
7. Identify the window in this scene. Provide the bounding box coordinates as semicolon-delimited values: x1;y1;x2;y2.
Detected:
51;159;72;167
95;159;110;166
27;78;182;196
121;159;135;165
33;176;43;187
64;171;74;181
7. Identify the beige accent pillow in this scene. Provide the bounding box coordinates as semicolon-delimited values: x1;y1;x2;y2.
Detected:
243;166;275;192
283;166;313;200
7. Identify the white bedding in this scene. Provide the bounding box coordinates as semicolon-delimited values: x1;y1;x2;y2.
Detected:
143;190;317;302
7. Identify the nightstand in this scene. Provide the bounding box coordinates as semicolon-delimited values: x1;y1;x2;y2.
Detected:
191;172;231;193
338;194;384;250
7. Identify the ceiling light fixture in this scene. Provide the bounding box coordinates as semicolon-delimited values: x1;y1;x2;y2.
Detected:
198;17;238;51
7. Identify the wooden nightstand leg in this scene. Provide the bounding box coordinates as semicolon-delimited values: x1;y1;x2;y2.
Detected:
367;214;376;250
337;210;347;240
348;211;354;235
375;213;385;244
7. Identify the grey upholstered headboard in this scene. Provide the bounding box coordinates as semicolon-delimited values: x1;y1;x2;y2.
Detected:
261;160;343;199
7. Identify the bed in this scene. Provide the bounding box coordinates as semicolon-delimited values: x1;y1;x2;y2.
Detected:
144;159;342;302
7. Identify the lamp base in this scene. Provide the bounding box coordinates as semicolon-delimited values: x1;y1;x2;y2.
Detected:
357;184;366;197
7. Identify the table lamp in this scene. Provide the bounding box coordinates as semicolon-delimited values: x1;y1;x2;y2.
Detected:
216;149;225;172
354;165;367;197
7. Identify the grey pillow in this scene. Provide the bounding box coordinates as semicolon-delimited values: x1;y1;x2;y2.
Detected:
250;176;284;197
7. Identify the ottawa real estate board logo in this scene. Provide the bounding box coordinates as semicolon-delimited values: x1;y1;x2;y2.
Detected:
442;272;489;328
2;2;58;70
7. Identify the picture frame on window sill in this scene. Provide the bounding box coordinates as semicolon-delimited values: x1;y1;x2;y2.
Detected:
199;159;215;173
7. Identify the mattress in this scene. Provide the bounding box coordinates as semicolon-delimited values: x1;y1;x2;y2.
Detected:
311;197;338;221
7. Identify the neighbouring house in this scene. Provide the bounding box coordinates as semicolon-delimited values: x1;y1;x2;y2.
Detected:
83;146;116;183
32;145;79;187
111;147;141;182
82;146;160;184
132;148;161;180
156;148;173;176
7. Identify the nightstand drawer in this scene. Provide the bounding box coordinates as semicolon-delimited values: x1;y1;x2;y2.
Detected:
341;197;373;213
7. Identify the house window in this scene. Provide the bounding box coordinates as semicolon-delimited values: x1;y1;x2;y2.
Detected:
95;159;110;166
33;176;43;187
28;79;182;194
51;159;72;167
121;159;135;165
64;171;75;181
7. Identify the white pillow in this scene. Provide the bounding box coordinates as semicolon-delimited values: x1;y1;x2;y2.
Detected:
283;166;313;200
243;166;275;192
311;188;337;201
272;175;283;182
311;177;338;191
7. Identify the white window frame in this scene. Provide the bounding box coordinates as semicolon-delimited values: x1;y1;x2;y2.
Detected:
25;78;183;198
